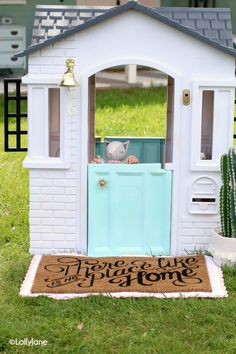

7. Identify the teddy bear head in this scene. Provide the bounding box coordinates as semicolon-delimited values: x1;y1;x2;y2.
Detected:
105;141;129;161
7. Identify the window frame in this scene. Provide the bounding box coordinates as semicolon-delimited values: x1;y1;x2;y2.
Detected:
23;85;70;169
45;86;68;164
190;81;235;171
200;89;214;161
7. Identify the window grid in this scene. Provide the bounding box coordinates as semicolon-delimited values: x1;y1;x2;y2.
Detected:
4;78;27;152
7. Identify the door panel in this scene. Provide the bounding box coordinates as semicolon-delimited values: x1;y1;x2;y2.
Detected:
88;163;172;256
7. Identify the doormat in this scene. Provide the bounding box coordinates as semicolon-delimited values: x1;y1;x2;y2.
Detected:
20;255;228;299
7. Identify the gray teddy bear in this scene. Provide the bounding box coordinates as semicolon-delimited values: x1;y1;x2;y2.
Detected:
92;141;139;164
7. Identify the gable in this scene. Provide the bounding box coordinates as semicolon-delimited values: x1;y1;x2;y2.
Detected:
15;1;236;58
72;10;235;78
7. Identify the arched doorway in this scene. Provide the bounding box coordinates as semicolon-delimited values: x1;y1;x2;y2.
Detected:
86;64;175;256
87;65;174;165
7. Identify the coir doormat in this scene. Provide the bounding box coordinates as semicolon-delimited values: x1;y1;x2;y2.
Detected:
29;255;213;295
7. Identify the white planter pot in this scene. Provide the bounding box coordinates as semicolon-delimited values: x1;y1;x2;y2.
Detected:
208;226;236;266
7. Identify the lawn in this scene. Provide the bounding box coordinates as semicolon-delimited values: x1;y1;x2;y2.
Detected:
0;88;236;354
95;87;167;138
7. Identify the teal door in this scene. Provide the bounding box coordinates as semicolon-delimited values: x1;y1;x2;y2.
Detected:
88;163;172;257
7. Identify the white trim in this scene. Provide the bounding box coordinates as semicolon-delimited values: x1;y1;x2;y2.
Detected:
191;162;220;172
170;77;182;256
23;85;70;170
164;163;174;170
23;157;70;169
83;57;182;81
27;86;47;159
22;75;61;85
192;80;236;87
45;87;49;157
27;86;32;159
191;82;235;171
77;77;88;254
60;88;70;164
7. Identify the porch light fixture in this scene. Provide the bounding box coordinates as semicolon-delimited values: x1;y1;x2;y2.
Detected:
60;59;78;87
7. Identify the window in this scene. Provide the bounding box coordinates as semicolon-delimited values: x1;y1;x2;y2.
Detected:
23;85;69;169
191;82;234;171
4;78;27;152
189;0;215;7
48;88;60;158
200;90;214;160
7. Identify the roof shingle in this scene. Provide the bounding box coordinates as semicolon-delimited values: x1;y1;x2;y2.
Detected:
156;7;233;48
31;6;109;45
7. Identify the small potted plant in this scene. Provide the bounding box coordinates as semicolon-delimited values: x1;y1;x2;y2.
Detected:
208;147;236;265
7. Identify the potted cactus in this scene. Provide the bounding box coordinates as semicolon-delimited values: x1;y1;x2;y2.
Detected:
208;147;236;265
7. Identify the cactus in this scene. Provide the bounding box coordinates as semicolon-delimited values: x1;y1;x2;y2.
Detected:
220;147;236;238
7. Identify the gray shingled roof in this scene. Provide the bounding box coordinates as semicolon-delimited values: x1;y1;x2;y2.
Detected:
32;5;109;45
156;7;233;48
31;5;233;48
16;1;236;58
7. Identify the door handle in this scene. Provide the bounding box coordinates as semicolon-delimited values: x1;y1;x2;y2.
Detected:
98;179;107;188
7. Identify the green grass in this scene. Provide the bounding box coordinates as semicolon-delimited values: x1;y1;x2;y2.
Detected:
0;89;236;354
95;87;167;138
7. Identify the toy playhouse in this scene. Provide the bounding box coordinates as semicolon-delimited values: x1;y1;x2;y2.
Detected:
15;1;236;256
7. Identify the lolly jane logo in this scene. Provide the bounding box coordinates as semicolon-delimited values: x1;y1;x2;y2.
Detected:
9;338;48;347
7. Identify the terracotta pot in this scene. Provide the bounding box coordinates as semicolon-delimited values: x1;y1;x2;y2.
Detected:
208;226;236;266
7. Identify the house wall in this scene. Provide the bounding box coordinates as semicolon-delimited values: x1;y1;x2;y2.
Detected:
24;10;235;255
25;85;80;254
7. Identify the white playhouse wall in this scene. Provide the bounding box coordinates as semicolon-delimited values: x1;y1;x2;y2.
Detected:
25;88;80;254
23;10;235;255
